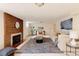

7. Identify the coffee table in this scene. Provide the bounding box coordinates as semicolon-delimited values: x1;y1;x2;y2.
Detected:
36;39;43;43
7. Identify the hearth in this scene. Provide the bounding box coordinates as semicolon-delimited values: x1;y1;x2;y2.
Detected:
11;33;22;47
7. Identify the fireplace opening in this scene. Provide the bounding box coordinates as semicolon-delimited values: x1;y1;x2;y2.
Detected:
13;35;21;45
11;33;22;47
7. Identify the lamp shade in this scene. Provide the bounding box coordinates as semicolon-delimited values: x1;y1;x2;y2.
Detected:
69;31;78;39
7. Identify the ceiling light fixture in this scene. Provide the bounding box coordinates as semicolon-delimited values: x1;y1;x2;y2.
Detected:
35;3;44;7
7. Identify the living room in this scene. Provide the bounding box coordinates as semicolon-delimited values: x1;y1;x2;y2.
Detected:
0;3;79;56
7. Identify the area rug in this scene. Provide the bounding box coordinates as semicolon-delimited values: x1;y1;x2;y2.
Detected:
16;38;63;53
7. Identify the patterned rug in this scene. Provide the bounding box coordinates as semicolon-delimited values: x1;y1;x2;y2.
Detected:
16;38;63;53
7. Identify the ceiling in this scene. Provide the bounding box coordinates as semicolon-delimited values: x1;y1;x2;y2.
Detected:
0;3;79;22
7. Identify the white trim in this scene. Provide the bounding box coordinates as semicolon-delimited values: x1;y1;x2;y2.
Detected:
11;32;22;46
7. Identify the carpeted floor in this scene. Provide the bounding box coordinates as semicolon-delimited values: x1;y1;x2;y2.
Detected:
16;38;63;53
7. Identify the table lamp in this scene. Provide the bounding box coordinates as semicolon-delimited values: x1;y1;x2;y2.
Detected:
69;31;78;46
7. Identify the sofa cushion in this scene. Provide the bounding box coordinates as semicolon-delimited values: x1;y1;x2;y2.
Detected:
0;47;17;56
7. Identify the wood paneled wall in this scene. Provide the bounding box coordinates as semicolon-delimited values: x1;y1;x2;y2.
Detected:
4;12;23;47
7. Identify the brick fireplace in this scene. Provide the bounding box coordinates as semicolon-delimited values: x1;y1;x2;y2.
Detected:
4;12;23;47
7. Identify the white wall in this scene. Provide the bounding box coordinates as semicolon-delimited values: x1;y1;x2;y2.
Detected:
73;15;79;37
0;11;4;49
32;22;55;36
23;20;33;41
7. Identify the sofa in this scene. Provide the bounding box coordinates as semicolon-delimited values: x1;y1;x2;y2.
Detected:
0;47;16;56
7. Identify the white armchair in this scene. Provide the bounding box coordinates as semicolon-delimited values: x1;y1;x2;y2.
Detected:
57;34;70;51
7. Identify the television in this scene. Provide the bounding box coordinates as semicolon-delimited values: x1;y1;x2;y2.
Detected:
61;18;72;30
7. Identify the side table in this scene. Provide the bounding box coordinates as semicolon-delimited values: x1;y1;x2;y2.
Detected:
66;43;79;56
